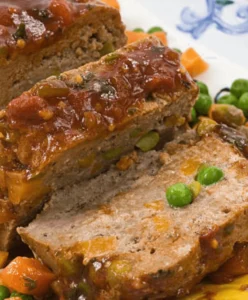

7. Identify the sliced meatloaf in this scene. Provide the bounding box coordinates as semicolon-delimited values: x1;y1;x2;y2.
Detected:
0;37;198;249
19;128;248;299
0;0;126;107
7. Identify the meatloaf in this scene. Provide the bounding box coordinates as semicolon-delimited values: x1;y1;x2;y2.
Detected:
19;127;248;299
0;37;198;249
0;0;126;107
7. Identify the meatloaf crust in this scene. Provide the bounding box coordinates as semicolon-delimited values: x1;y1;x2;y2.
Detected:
19;128;248;299
0;0;126;106
0;37;198;249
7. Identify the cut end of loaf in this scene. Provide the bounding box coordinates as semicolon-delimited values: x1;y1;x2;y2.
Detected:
19;131;248;299
1;36;197;251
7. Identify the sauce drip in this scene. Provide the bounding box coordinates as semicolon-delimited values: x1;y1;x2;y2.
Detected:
0;39;194;171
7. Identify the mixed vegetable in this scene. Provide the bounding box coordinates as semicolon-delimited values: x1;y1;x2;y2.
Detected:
126;26;167;46
165;77;248;210
0;3;247;297
0;257;55;300
191;78;248;130
166;165;224;208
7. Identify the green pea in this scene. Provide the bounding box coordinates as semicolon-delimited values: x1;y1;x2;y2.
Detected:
133;28;144;32
217;93;238;106
136;131;160;152
194;94;212;116
238;92;248;117
196;81;209;95
102;148;122;160
10;292;34;300
196;166;224;186
166;183;193;208
231;79;248;98
100;41;114;55
172;48;182;54
190;107;197;124
147;26;164;34
0;285;10;300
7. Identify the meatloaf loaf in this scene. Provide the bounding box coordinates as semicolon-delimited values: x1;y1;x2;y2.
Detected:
0;0;126;107
19;126;248;299
0;37;198;249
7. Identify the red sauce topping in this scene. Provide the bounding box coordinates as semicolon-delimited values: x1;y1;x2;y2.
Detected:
0;39;195;171
0;0;94;56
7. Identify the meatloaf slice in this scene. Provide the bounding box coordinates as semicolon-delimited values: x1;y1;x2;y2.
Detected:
0;0;126;107
19;129;248;299
0;37;198;249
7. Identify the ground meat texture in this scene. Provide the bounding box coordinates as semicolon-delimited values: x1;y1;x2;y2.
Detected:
0;37;198;250
0;0;127;106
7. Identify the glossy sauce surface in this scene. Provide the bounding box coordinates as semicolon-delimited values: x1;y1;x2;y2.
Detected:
0;0;92;56
0;39;194;172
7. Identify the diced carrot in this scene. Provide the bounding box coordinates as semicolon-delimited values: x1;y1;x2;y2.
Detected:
5;298;22;300
49;0;73;26
101;0;120;10
152;31;167;46
126;31;149;44
181;47;209;77
1;257;56;297
126;31;167;45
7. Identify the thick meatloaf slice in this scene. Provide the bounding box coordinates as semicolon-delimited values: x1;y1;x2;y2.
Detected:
19;128;248;299
0;0;126;107
0;37;198;249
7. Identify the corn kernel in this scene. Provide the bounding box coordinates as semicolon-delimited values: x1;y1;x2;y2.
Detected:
16;39;26;49
196;117;217;137
74;74;83;84
58;101;66;109
144;200;165;211
189;181;201;198
116;155;134;171
39;109;54;121
108;124;116;132
210;239;219;249
0;132;4;139
164;115;186;127
181;158;201;176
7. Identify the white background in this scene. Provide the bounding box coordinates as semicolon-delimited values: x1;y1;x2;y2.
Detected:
137;0;248;68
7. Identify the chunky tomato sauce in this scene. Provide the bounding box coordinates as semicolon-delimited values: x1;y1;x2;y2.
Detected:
0;0;94;56
0;39;195;171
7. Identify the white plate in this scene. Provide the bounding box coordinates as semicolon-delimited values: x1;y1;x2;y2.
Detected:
119;0;248;98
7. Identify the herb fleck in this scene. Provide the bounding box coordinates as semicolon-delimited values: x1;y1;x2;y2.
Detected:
13;23;27;40
151;45;165;54
105;53;120;64
23;276;37;291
